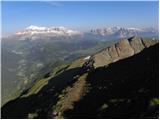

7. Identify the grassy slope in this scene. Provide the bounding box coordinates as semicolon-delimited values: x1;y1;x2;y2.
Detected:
22;64;69;97
1;56;87;118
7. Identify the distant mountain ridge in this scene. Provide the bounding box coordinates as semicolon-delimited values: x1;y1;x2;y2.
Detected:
85;27;158;41
90;26;157;36
5;25;158;41
15;25;80;36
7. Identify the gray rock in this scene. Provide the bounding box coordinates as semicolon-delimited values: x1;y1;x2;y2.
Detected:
84;37;158;68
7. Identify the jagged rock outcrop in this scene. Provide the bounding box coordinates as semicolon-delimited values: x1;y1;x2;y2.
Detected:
84;37;158;68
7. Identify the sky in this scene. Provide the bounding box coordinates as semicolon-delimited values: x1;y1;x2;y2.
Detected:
2;1;159;35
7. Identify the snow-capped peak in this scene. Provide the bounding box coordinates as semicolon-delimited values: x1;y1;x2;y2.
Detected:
26;25;46;30
58;26;67;30
15;25;80;36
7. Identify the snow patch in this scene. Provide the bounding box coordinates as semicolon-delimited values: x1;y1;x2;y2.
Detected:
84;56;91;60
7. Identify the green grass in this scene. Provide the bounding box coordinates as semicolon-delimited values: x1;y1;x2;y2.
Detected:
67;58;86;69
1;90;21;107
22;64;69;97
23;78;50;97
150;98;159;106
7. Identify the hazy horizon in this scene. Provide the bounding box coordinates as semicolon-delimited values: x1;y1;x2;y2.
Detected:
2;1;159;36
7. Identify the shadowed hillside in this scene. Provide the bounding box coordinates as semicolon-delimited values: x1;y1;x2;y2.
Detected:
1;38;159;119
62;43;159;118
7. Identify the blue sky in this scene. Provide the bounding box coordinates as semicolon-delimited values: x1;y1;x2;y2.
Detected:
2;1;159;35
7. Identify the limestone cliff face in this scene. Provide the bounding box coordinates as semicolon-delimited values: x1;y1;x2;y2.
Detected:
84;37;158;68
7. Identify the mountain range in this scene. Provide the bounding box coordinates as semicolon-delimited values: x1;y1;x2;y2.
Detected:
15;25;81;37
5;25;158;41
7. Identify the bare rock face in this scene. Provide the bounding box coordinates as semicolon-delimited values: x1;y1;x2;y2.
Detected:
142;39;159;47
115;39;134;59
84;37;158;68
129;37;145;53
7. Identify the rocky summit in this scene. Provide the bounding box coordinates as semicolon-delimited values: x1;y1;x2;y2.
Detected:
83;36;158;68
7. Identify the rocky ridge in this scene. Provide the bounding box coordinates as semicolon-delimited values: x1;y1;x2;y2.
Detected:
83;36;158;68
